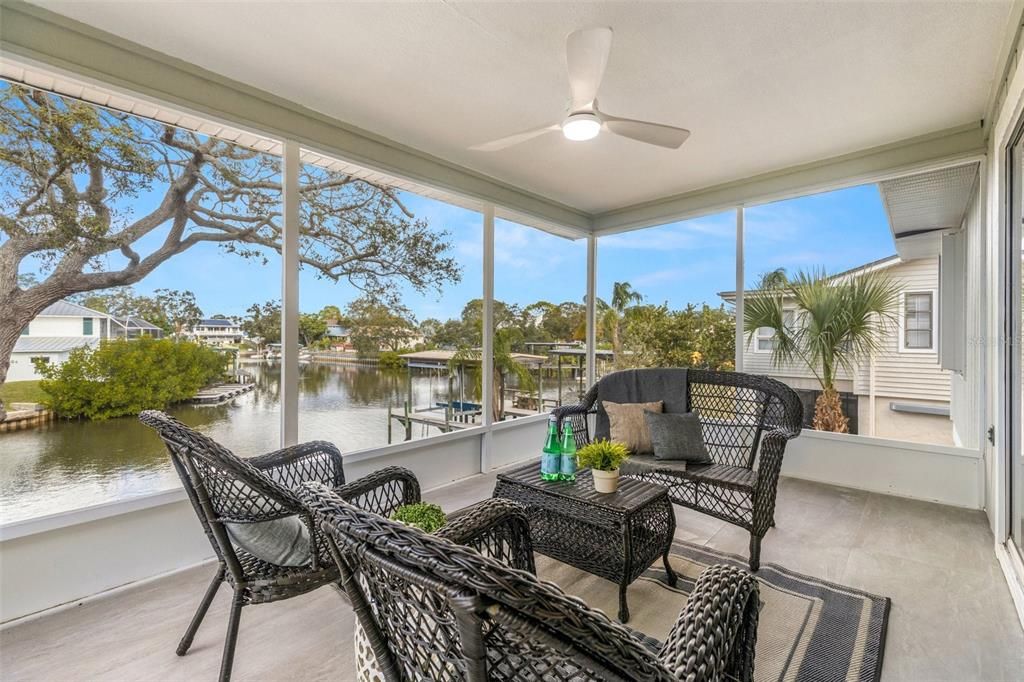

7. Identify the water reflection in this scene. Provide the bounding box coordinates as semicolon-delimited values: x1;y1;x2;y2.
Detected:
0;362;474;523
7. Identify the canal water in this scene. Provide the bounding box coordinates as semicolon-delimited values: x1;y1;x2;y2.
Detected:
0;362;505;524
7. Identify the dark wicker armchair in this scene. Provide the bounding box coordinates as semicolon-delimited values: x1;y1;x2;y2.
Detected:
299;481;761;682
553;369;803;571
139;410;419;682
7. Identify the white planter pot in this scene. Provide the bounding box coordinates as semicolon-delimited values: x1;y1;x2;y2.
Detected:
592;468;620;494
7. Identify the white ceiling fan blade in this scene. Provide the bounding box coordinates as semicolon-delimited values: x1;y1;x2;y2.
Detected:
566;27;613;111
599;113;690;149
469;124;560;152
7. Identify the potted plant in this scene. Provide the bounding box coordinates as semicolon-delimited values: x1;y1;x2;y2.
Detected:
576;439;631;493
390;502;447;533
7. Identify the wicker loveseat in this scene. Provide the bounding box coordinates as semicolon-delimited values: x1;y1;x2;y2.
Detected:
139;410;420;682
300;481;761;682
553;368;803;571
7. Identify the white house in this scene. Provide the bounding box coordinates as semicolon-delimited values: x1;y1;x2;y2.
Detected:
188;318;243;346
722;255;954;445
8;300;112;382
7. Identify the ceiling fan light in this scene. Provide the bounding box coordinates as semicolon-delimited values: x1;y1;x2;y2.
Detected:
561;113;601;141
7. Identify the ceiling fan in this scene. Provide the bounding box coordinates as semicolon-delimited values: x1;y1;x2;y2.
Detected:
471;27;690;152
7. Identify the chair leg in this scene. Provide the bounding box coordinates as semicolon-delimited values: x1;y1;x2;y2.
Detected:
219;593;244;682
748;534;762;572
177;567;225;656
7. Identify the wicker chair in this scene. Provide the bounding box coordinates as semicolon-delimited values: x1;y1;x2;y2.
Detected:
553;369;803;571
139;410;419;682
299;481;761;682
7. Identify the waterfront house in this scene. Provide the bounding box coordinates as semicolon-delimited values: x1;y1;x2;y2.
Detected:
1;4;1022;681
188;318;244;347
324;319;352;350
7;300;113;382
721;254;956;445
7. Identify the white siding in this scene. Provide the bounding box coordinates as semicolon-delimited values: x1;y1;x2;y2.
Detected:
949;187;984;449
25;316;94;338
6;352;66;382
738;258;951;403
852;258;951;402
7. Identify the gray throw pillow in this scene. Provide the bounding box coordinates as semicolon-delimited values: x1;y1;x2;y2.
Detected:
225;517;311;567
644;411;712;463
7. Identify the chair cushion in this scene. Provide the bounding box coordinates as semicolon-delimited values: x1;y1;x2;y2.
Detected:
225;517;311;567
644;411;712;463
594;368;689;440
603;400;663;454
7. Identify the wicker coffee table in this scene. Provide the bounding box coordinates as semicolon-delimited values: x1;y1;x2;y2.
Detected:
493;462;677;622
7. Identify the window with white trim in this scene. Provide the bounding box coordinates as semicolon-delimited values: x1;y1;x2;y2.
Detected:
903;292;934;350
755;309;794;352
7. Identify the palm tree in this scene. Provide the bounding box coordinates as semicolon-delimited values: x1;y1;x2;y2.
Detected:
450;327;535;422
604;281;644;364
743;267;900;433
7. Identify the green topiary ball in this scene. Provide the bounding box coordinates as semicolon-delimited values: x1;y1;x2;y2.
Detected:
391;502;447;533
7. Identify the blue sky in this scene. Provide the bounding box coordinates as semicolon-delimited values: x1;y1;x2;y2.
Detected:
20;181;896;322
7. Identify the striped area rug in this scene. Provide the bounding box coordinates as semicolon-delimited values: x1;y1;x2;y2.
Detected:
536;540;890;682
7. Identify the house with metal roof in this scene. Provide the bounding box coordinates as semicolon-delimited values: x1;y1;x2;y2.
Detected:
188;318;244;347
8;300;113;382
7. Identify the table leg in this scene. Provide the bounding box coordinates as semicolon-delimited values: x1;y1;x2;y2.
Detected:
662;497;678;587
618;581;630;623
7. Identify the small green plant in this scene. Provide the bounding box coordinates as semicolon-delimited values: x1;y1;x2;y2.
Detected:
391;502;447;533
576;439;631;472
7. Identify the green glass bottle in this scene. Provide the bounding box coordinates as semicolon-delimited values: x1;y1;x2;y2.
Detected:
541;416;561;481
559;422;577;481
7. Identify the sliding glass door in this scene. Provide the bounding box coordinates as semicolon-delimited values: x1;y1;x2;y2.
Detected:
1008;122;1024;559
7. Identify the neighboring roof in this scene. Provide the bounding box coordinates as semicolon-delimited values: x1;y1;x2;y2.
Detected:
547;347;616;358
13;336;100;353
196;318;237;327
117;316;161;330
717;254;901;301
38;300;109;318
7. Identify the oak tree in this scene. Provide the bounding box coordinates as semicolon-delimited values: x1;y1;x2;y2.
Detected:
0;84;459;394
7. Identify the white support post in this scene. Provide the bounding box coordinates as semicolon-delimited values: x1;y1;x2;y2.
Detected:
734;207;745;372
281;141;300;447
586;235;597;385
480;205;495;472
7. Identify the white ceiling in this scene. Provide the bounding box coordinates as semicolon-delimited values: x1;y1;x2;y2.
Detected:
32;1;1013;215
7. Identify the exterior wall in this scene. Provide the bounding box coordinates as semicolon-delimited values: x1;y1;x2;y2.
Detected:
858;396;954;445
850;257;951;402
24;315;99;338
6;351;68;382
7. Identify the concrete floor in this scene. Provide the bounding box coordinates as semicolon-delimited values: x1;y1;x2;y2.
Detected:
2;471;1022;681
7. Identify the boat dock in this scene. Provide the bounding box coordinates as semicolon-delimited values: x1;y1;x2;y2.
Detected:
191;382;256;405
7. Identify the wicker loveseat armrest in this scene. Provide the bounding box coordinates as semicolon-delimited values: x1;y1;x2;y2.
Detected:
249;440;345;489
658;563;760;682
551;383;599;446
333;466;421;518
437;498;536;574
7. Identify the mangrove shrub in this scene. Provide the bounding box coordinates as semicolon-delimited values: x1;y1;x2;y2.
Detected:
36;338;226;419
